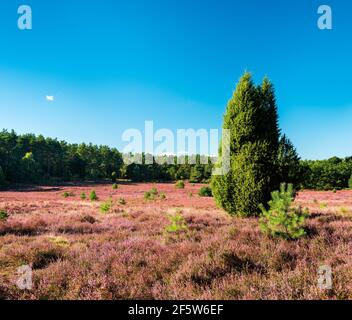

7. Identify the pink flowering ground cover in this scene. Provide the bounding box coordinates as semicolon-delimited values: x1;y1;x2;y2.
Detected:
0;183;351;300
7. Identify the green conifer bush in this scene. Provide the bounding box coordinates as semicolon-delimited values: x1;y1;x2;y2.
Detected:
259;183;308;240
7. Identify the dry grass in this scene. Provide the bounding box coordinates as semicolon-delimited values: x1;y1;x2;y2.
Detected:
0;183;351;300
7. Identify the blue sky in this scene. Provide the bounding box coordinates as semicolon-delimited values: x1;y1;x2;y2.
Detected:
0;0;351;159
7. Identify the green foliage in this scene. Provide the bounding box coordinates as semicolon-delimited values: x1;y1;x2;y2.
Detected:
0;129;123;185
144;191;154;200
212;73;280;217
349;175;352;189
80;193;86;200
112;183;119;190
198;186;213;197
0;210;9;222
301;157;352;190
175;180;185;189
259;183;308;240
144;188;165;201
0;165;5;188
164;212;188;234
0;129;218;186
100;198;113;213
63;192;74;198
21;152;40;182
189;165;204;183
90;190;98;201
277;135;303;188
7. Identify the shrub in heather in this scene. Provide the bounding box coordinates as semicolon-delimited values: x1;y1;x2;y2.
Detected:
159;192;166;200
175;180;185;189
199;186;212;197
212;73;281;217
0;210;9;222
144;191;154;200
165;212;188;234
112;183;119;190
144;187;160;200
80;193;86;200
90;190;98;201
118;197;126;205
259;183;308;240
100;198;113;213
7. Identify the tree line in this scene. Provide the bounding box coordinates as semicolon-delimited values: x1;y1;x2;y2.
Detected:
0;130;123;186
0;127;351;192
0;130;215;188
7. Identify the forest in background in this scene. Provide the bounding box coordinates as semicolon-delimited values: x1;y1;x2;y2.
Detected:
0;129;352;191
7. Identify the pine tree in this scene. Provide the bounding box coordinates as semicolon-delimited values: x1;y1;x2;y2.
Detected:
277;135;303;188
259;183;308;240
189;165;204;183
211;72;280;217
0;165;5;188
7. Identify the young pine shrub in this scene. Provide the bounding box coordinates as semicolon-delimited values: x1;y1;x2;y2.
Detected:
118;197;126;205
198;186;213;197
144;191;154;201
0;210;9;222
100;198;113;213
112;183;119;190
90;190;98;201
63;192;74;198
259;183;308;240
175;180;185;189
80;193;87;200
164;212;189;234
144;188;165;201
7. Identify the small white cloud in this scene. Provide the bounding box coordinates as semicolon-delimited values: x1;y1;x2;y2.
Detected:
46;95;54;102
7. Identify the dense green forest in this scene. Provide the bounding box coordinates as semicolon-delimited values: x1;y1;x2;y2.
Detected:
0;129;213;187
0;129;351;190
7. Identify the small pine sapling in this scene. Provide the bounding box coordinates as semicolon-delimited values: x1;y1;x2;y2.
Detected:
259;183;308;240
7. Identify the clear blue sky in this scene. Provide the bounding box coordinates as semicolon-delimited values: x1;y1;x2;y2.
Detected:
0;0;351;159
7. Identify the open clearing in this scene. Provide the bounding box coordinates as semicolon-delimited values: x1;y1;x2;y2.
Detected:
0;183;351;300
